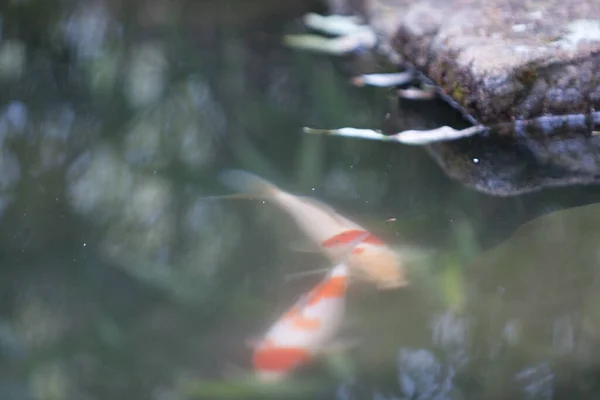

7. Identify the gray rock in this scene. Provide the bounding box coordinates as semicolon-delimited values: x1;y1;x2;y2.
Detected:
425;117;600;196
333;0;600;125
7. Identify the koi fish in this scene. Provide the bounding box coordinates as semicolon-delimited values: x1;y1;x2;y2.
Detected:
219;170;407;289
251;262;350;383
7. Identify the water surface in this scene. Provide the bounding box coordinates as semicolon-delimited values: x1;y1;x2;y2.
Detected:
3;1;600;399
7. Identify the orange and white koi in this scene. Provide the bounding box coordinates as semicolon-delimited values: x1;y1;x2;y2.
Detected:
251;262;349;383
219;170;407;289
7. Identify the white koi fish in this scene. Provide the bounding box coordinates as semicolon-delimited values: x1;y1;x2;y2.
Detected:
219;170;407;289
251;261;350;382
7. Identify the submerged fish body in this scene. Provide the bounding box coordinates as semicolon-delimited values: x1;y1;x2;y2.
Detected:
219;170;407;289
252;263;349;382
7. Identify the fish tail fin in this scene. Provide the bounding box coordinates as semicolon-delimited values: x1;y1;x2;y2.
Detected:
218;169;281;197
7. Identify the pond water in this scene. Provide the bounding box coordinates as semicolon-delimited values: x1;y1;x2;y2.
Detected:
3;1;600;399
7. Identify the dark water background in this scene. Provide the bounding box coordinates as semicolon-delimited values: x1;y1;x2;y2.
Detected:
3;0;600;399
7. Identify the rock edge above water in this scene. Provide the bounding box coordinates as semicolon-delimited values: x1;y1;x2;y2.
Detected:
329;0;600;126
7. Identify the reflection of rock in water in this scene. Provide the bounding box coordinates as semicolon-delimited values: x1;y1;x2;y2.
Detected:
0;268;113;400
0;40;26;81
0;100;104;253
67;144;134;221
515;362;555;400
125;42;168;109
397;348;457;399
0;148;20;215
70;76;233;305
427;114;600;196
123;77;225;171
431;311;469;369
0;103;24;215
346;203;600;399
61;1;113;61
461;203;600;397
66;142;240;306
0;101;28;139
29;361;73;400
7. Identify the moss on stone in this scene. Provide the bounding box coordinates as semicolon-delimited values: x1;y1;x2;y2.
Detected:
452;85;467;105
515;66;538;87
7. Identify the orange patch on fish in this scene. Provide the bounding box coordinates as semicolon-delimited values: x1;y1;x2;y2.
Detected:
291;315;321;330
321;229;385;248
306;276;346;306
253;346;311;372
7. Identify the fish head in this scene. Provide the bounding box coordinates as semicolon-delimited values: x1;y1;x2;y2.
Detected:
349;246;408;290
